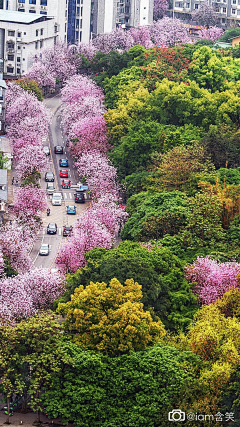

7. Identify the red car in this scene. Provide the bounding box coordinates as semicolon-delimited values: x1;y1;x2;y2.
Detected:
62;179;71;189
60;169;68;178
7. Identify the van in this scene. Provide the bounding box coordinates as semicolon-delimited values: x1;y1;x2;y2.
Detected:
52;192;62;206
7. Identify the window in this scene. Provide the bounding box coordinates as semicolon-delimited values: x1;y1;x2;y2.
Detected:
18;8;25;11
17;57;21;62
7;42;14;49
222;17;226;22
17;32;21;37
7;66;14;73
187;2;190;7
232;8;236;13
238;9;240;13
36;29;38;36
23;58;25;61
223;7;226;12
233;0;236;3
18;46;21;50
17;68;20;74
65;23;67;32
40;40;43;48
8;30;15;36
76;19;79;27
24;32;26;35
77;6;80;14
35;41;38;49
40;0;47;4
0;105;2;115
77;0;80;3
41;28;43;35
54;25;58;32
238;0;240;5
76;31;79;39
29;0;36;3
143;16;146;19
80;19;82;28
40;11;47;14
215;7;220;11
29;9;36;12
7;54;14;61
19;0;25;2
0;89;2;100
194;3;198;8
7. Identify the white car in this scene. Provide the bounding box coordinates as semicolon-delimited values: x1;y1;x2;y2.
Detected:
43;146;50;155
39;243;49;256
52;193;62;206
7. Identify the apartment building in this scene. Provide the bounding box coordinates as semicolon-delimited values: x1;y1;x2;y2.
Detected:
0;10;58;78
2;0;68;41
172;0;240;27
67;0;154;44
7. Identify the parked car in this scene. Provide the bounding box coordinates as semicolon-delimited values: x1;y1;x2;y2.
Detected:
74;191;85;203
45;172;54;182
47;223;57;234
60;169;68;178
54;145;64;154
67;205;76;214
62;179;71;189
52;192;62;206
63;225;73;237
39;243;49;255
43;146;50;155
46;182;55;195
59;158;68;167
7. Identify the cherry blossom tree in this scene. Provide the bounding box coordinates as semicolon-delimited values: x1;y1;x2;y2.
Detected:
199;26;224;42
25;63;56;90
149;17;192;47
0;268;64;324
0;222;32;273
92;28;134;54
185;257;240;305
77;42;97;60
61;75;104;105
153;0;169;21
69;115;109;158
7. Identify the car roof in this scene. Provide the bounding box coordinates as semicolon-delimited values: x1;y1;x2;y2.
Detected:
64;225;72;229
68;205;75;208
46;171;53;175
48;223;56;227
41;243;49;247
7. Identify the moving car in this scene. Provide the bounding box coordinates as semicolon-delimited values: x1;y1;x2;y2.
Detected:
45;172;54;182
43;146;50;155
52;193;62;206
47;223;57;234
60;169;68;178
54;146;64;154
39;243;49;256
46;183;55;195
67;205;76;215
63;225;73;237
62;179;71;189
74;191;85;203
59;158;68;167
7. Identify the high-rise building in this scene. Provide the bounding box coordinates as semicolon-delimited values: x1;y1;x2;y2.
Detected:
2;0;68;41
67;0;154;44
0;10;58;78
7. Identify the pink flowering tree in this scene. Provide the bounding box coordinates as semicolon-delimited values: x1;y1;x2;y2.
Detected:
0;268;64;324
25;63;56;90
153;0;169;21
185;257;240;305
92;28;134;54
199;26;224;42
0;222;32;273
15;144;49;180
70;115;109;158
149;17;192;47
61;75;104;105
13;185;47;232
77;42;97;60
129;27;154;49
191;2;219;27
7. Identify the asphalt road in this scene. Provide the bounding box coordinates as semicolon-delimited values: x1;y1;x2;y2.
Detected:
30;95;89;269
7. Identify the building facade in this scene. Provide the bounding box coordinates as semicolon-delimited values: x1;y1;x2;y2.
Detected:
0;10;58;78
67;0;154;44
0;80;6;134
172;0;240;27
2;0;68;41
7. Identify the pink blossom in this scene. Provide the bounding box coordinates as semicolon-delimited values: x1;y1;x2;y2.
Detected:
153;0;169;21
185;257;240;305
70;115;109;157
25;63;56;90
149;17;192;47
0;222;32;273
129;27;154;49
13;185;48;233
92;28;134;54
15;144;49;180
199;26;224;42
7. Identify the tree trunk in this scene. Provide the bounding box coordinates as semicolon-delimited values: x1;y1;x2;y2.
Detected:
6;396;10;424
36;391;40;424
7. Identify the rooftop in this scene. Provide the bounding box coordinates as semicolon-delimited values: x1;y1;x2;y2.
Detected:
0;10;52;24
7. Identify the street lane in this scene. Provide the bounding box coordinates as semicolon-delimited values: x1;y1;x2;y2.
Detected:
31;95;89;268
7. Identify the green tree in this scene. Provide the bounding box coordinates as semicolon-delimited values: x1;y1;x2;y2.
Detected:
60;241;198;332
15;78;43;101
58;278;166;355
203;125;240;169
42;341;200;427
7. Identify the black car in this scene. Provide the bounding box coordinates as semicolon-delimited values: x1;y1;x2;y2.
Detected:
63;225;73;237
54;145;64;154
45;172;54;182
47;223;57;234
74;191;85;203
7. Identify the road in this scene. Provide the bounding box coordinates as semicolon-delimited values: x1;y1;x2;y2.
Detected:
30;95;89;269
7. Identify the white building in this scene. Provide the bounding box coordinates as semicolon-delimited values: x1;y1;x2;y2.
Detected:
67;0;154;45
2;0;68;41
0;10;58;78
172;0;240;28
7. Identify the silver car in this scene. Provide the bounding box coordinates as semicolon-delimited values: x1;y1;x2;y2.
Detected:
43;146;50;155
39;243;49;256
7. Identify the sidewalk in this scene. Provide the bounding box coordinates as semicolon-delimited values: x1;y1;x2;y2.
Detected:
0;410;66;427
